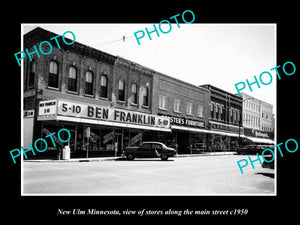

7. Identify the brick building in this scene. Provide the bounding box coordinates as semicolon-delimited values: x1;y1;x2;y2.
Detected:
200;84;244;152
153;72;211;153
23;27;170;159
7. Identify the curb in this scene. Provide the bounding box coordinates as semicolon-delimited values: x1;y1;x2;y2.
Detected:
24;152;236;163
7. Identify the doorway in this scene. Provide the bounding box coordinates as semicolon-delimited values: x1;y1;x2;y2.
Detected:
115;131;123;156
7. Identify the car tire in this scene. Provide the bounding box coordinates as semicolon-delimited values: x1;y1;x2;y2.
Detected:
160;154;168;161
127;154;135;160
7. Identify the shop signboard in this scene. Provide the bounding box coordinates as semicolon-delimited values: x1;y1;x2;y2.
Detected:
244;128;274;139
51;99;170;129
158;113;205;129
24;109;35;118
209;121;241;134
38;100;57;116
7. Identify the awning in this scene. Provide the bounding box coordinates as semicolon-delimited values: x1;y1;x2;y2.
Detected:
171;125;211;133
37;115;172;132
244;136;275;144
171;125;246;137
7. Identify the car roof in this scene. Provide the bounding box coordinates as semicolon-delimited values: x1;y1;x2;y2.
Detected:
142;141;164;144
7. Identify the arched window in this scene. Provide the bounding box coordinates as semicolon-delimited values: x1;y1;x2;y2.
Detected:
68;66;77;92
118;79;125;101
48;61;58;88
141;85;149;106
131;83;137;104
85;71;93;95
100;75;108;98
28;61;36;88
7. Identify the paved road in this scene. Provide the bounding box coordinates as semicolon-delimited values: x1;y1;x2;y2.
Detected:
23;155;275;195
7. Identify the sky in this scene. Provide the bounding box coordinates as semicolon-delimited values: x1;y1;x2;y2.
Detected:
22;23;276;114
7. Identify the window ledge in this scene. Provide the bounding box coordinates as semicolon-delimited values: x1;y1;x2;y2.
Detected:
67;90;78;95
173;110;182;114
130;102;138;107
99;96;109;101
84;94;94;98
117;100;125;105
159;107;168;111
47;86;59;91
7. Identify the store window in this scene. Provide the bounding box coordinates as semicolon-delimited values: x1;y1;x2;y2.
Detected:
48;60;58;88
100;75;108;98
68;66;77;92
100;129;115;151
88;128;101;151
118;79;125;101
85;71;94;95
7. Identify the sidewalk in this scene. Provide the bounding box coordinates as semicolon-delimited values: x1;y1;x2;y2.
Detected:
24;151;236;163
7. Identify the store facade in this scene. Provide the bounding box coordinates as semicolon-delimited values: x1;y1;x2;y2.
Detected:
35;99;170;158
23;27;171;159
201;85;244;152
152;72;211;154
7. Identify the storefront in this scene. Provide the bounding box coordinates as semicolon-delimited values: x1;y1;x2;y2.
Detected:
158;114;209;154
34;99;171;158
208;121;244;152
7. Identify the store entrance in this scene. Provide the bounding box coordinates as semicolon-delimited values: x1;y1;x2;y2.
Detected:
115;132;123;156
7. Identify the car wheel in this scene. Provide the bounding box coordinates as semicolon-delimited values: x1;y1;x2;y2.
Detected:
160;154;168;161
127;154;135;160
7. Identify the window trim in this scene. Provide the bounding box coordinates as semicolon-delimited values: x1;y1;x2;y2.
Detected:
84;70;94;96
100;75;108;99
118;78;125;102
48;60;59;89
131;83;138;105
174;99;182;113
67;66;78;93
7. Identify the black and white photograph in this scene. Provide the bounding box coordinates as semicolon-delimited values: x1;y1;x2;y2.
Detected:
4;4;299;224
21;23;276;196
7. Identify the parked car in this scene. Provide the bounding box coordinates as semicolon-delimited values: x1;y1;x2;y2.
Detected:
237;144;273;155
122;142;177;161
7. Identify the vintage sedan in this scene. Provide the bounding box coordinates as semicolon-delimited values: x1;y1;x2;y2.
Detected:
237;144;274;155
122;142;177;161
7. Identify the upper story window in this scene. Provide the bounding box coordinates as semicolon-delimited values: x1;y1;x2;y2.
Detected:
131;83;137;104
68;66;77;92
142;85;149;107
28;61;36;88
100;75;108;98
118;79;125;101
198;105;204;117
174;99;181;113
187;102;193;115
210;102;215;119
48;61;58;88
159;95;168;110
85;71;93;95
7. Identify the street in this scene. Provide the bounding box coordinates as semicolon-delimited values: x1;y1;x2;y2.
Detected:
22;155;275;195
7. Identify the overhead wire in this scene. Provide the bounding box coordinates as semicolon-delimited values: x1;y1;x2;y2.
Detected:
90;35;135;47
